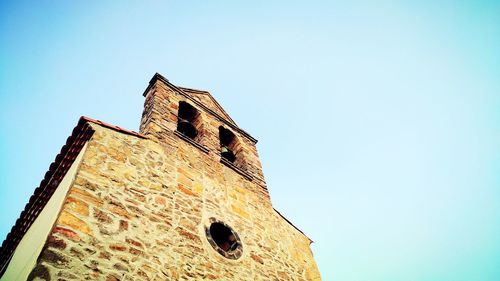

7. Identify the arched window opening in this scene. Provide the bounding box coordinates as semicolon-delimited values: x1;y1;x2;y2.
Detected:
219;126;236;162
177;102;199;139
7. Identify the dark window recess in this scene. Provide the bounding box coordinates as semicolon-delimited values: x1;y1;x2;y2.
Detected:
219;126;236;162
210;223;238;252
177;102;198;139
205;219;243;259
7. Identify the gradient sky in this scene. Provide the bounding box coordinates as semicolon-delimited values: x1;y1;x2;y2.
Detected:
1;1;499;280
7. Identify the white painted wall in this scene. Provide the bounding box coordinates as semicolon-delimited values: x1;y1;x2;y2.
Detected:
1;143;88;281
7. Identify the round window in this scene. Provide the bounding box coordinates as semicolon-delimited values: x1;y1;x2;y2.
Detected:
205;218;243;259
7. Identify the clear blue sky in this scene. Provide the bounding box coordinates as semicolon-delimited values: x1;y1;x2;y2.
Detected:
1;1;499;280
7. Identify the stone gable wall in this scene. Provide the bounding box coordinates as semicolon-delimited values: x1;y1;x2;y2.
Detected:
182;91;233;125
29;124;321;280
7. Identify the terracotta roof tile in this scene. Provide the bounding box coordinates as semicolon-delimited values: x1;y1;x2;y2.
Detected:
80;116;147;138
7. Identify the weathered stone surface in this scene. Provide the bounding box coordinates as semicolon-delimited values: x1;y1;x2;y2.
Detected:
250;252;265;265
125;237;143;248
27;264;50;281
178;184;198;196
69;247;85;260
69;187;103;206
53;227;81;241
93;208;113;224
106;274;120;281
39;249;68;268
64;196;89;216
29;77;321;280
106;203;129;218
46;235;67;250
119;220;128;231
56;210;92;235
109;244;127;252
113;262;129;272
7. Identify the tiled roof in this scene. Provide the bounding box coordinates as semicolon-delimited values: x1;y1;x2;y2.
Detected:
0;116;145;276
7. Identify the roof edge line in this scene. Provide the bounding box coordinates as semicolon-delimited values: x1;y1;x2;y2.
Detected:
273;208;314;244
80;116;147;139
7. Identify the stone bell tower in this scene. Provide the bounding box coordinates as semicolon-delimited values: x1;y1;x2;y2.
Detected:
0;73;321;280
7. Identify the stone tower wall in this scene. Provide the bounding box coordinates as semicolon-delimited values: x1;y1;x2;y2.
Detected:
28;124;321;280
139;77;267;190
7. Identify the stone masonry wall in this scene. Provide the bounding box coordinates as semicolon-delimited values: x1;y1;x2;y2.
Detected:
139;79;267;191
28;124;321;280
